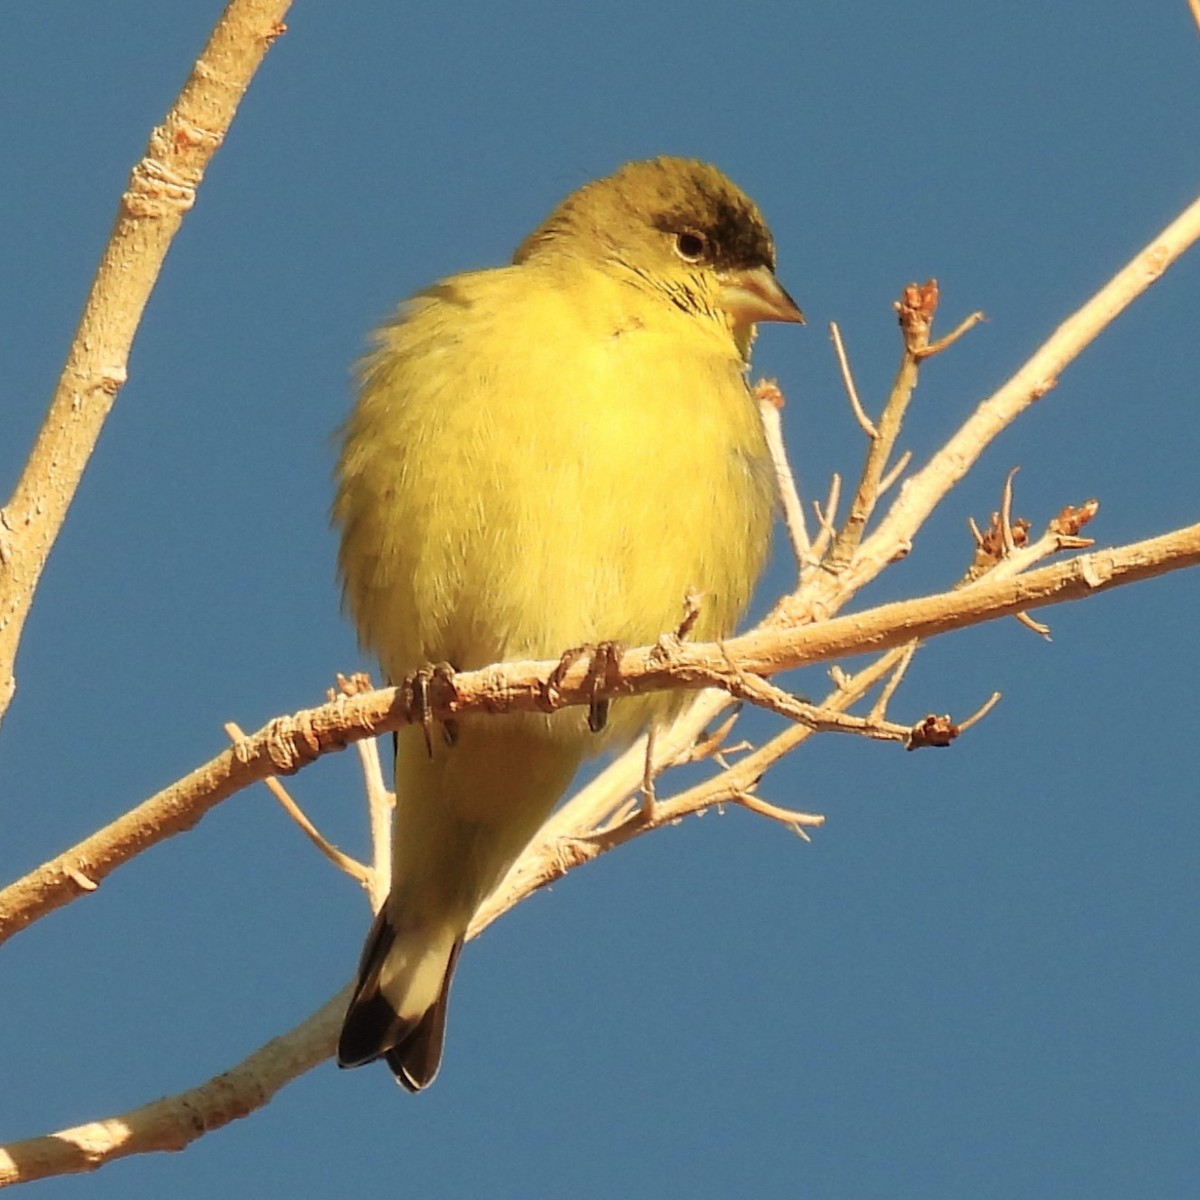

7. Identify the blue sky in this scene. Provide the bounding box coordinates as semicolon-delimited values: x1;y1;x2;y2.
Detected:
2;2;1199;1197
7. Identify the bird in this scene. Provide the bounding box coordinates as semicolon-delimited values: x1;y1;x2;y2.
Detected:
333;156;803;1090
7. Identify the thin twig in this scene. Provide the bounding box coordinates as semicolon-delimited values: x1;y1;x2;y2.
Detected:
917;309;986;359
957;691;1002;733
867;640;918;723
480;646;914;935
640;726;658;820
358;738;393;909
1014;611;1053;638
732;789;824;836
717;659;912;744
828;282;937;567
757;384;811;569
829;322;878;438
810;473;842;562
878;449;912;498
225;723;370;885
1000;467;1021;554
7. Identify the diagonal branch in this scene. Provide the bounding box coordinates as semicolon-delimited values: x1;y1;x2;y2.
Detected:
2;519;1197;947
0;0;292;729
0;989;347;1186
772;189;1200;627
0;647;913;1188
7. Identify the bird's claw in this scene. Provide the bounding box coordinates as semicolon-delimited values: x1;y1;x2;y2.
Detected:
543;641;624;733
407;662;459;756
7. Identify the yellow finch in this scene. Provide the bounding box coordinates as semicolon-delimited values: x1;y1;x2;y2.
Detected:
333;156;802;1090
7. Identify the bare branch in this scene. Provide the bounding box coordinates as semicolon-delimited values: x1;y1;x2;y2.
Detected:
957;691;1003;733
829;281;937;565
917;309;986;359
0;0;293;728
476;645;914;933
0;989;346;1187
757;383;811;569
877;450;912;498
829;322;878;438
810;473;842;562
867;640;918;723
819;198;1200;603
334;673;393;909
3;519;1196;948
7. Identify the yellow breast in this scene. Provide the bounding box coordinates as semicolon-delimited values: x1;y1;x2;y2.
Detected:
335;260;775;735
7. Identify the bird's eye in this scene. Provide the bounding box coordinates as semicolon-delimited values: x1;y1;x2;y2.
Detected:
674;230;709;263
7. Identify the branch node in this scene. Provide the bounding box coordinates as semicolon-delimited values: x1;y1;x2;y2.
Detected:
65;864;98;893
906;713;959;750
1050;499;1100;539
895;279;939;354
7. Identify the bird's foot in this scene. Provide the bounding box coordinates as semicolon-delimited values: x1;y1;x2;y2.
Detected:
543;640;624;733
406;662;459;756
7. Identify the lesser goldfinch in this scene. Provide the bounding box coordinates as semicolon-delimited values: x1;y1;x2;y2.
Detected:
333;157;802;1090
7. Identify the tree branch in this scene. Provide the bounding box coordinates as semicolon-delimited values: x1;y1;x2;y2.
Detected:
3;7;1199;1182
0;990;346;1187
0;646;915;1187
0;0;292;729
2;518;1195;948
772;188;1200;626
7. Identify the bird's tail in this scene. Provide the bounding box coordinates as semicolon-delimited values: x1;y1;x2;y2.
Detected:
336;903;463;1092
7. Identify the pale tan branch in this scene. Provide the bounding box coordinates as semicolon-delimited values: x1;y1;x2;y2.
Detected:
476;645;911;932
732;790;825;835
360;737;393;909
917;309;986;359
0;691;397;945
829;281;936;565
716;659;911;743
768;191;1200;633
867;640;918;723
1014;610;1054;638
333;673;393;908
877;450;912;498
829;322;877;438
3;520;1196;948
0;989;345;1188
957;691;1002;733
0;0;292;728
1000;467;1021;554
742;521;1200;670
758;383;811;568
833;194;1200;598
0;643;945;1185
810;473;842;562
962;493;1097;592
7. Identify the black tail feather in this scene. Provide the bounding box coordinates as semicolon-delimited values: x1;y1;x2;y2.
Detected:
336;912;463;1092
385;938;461;1091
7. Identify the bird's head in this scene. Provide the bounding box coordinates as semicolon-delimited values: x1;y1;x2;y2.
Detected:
514;156;803;353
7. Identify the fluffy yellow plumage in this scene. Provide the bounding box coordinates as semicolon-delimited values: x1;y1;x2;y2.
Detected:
333;157;802;1090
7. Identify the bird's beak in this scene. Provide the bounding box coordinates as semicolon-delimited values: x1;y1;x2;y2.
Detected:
718;265;805;326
